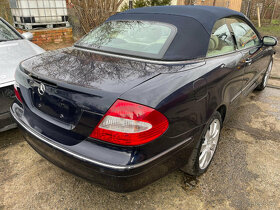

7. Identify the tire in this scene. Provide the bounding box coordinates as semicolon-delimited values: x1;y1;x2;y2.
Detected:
255;60;273;91
181;111;222;176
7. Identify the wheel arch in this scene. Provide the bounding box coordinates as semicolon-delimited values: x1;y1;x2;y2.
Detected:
217;104;227;123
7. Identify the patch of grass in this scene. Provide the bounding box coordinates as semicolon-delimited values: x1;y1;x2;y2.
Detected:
256;25;280;39
271;19;280;25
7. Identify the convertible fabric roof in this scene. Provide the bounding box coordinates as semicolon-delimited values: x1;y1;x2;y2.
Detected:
107;6;246;61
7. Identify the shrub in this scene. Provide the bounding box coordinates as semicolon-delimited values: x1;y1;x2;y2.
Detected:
71;0;124;34
121;0;172;11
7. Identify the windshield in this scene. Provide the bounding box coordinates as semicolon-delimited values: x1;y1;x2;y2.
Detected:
0;19;21;41
75;21;177;59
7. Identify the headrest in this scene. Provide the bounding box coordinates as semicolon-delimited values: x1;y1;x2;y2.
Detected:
208;35;219;51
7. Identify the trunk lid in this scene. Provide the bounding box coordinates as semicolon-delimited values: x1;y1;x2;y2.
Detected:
17;48;166;144
20;47;166;93
20;47;174;118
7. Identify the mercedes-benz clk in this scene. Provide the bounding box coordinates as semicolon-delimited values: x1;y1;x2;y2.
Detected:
10;6;277;192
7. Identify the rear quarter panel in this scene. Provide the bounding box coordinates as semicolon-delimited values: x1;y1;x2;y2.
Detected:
121;52;245;139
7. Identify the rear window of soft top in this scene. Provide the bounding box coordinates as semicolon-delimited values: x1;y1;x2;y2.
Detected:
75;20;177;59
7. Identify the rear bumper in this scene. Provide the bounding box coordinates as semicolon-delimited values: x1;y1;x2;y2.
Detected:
11;104;195;192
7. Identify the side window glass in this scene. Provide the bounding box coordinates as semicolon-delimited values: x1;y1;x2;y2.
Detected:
229;19;260;49
207;18;235;57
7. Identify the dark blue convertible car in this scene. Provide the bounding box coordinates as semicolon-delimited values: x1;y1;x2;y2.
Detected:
11;6;277;192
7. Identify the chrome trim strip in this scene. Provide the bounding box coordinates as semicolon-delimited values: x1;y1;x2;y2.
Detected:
241;68;267;93
74;46;205;65
11;107;192;170
230;90;242;103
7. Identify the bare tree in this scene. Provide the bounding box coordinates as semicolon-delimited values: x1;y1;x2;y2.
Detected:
271;0;278;22
0;0;13;24
213;0;217;6
261;0;275;19
71;0;124;34
184;0;195;4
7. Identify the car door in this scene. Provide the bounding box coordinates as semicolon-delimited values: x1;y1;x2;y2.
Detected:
227;18;270;96
206;18;244;106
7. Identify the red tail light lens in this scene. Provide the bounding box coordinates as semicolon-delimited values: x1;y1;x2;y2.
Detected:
14;84;23;103
90;100;169;146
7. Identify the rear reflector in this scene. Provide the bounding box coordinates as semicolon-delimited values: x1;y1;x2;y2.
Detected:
14;84;23;103
90;100;169;146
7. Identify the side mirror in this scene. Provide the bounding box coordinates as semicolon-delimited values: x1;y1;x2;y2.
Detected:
22;32;33;41
262;36;278;47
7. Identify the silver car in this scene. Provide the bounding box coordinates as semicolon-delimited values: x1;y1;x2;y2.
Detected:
0;17;44;132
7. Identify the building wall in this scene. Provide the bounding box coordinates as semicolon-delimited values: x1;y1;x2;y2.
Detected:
17;27;73;47
228;0;243;11
193;0;242;11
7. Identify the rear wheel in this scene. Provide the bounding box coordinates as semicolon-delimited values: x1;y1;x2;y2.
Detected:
181;111;222;176
255;60;273;91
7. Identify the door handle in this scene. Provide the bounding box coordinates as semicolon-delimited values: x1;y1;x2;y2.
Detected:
245;58;252;65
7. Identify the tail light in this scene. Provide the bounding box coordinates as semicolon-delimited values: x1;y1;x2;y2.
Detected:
14;84;23;103
90;100;169;146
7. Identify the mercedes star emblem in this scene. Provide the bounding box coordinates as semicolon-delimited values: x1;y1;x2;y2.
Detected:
38;83;46;96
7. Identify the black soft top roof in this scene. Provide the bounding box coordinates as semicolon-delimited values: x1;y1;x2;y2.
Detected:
107;6;246;61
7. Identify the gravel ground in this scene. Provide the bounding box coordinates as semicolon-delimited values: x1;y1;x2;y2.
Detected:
270;42;280;78
1;44;280;210
268;44;280;87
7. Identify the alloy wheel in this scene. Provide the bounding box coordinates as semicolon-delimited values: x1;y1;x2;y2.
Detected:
199;119;221;170
263;62;273;87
